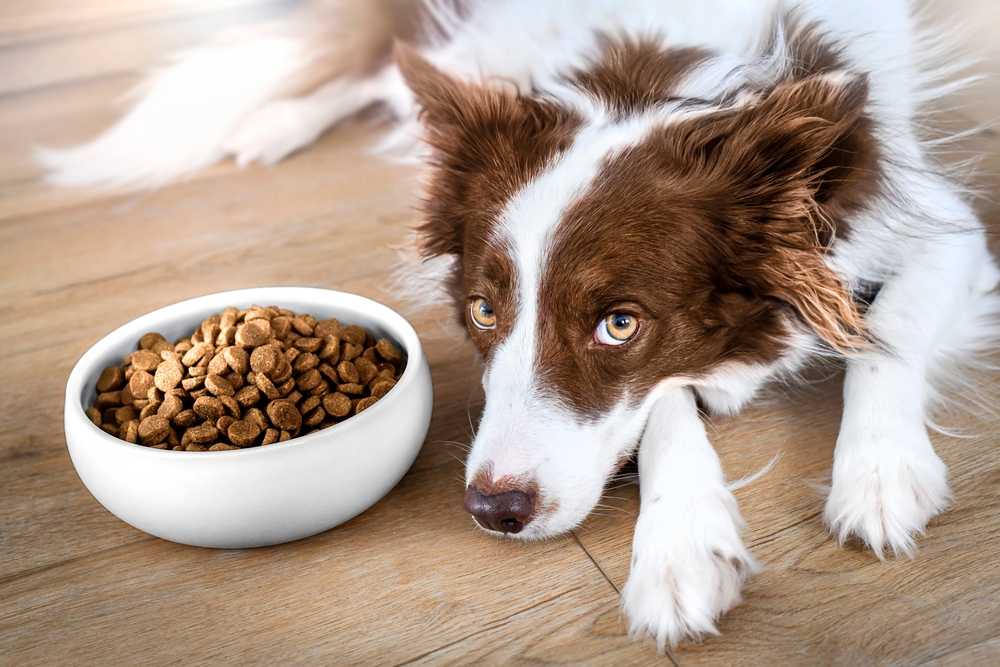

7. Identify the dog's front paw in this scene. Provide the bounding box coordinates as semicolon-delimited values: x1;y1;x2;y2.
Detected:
225;101;318;166
621;495;759;650
824;429;949;558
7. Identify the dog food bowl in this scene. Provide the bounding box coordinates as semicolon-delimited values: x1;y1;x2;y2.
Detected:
64;287;433;548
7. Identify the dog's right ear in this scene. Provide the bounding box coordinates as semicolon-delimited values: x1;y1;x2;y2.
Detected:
394;41;476;137
395;42;581;259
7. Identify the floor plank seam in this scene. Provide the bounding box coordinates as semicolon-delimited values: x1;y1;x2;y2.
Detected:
567;532;682;667
569;531;619;596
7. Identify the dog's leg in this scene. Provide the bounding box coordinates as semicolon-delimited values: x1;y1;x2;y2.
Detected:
224;66;408;166
825;224;1000;558
621;386;759;649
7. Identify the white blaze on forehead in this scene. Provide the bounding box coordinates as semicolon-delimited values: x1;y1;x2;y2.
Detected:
487;113;662;390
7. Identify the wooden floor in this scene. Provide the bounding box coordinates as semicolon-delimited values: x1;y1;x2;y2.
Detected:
3;1;1000;665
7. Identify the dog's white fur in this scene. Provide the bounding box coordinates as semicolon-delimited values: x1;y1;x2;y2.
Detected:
39;0;1000;650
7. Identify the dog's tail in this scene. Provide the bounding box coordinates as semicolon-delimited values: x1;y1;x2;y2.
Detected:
36;0;415;189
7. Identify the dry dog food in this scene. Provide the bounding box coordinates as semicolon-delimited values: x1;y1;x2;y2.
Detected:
87;306;406;451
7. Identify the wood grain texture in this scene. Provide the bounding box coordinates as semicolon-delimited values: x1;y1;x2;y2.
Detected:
2;1;1000;665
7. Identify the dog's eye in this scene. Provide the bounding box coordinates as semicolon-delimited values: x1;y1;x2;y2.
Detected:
470;298;496;330
595;313;638;345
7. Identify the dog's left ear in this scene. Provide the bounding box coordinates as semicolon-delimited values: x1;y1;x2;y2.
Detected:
692;72;878;351
394;42;581;259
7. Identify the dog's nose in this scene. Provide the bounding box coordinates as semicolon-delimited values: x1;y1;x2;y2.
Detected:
463;485;535;534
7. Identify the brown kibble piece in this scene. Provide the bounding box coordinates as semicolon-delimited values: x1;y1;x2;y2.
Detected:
323;392;352;418
290;316;313;336
293;352;319;374
123;420;140;444
341;342;362;361
255;372;281;400
336;360;360;384
234;385;261;407
208;352;230;376
370;378;397;399
155;393;182;421
303;407;325;428
355;396;379;414
235;320;270;348
338;383;364;395
185;443;209;452
181;376;204;391
299;395;322;415
271;316;291;340
115;405;138;424
152;340;175;356
341;325;365;346
314;318;340;338
228;420;262;447
193;396;225;422
308;380;330;397
217;415;237;435
224;370;245;391
181;342;213;367
95;391;122;410
262;429;279;445
296;368;323;391
96;366;126;392
209;443;238;451
317;335;340;361
187;423;219;444
279;430;292;442
245;407;269;432
353;357;378;385
205;374;235;397
173;409;198;427
318;363;339;382
294;337;323;353
266;400;302;431
220;306;239;329
223;346;250;374
138;416;171;445
85;407;103;427
250;345;280;376
375;339;404;363
154;360;184;392
220;395;241;417
131;350;162;372
128;371;155;399
270;360;293;384
140;332;166;350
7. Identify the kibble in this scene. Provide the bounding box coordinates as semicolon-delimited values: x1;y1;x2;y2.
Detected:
89;306;405;450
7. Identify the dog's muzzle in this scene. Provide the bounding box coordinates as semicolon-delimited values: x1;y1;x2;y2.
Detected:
462;486;535;534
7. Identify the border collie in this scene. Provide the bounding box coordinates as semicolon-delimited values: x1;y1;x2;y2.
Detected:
40;0;1000;649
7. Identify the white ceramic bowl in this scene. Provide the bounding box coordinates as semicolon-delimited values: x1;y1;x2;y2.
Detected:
64;287;433;548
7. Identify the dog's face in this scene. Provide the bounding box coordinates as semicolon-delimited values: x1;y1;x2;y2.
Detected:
397;44;874;538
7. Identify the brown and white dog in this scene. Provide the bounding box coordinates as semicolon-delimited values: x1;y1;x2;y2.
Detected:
40;0;1000;648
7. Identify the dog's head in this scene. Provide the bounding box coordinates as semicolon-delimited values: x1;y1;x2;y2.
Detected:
397;39;876;538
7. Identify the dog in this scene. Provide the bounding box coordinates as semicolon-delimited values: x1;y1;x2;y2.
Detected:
40;0;1000;649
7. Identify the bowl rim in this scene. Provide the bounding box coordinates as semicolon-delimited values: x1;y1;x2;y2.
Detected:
65;286;427;457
